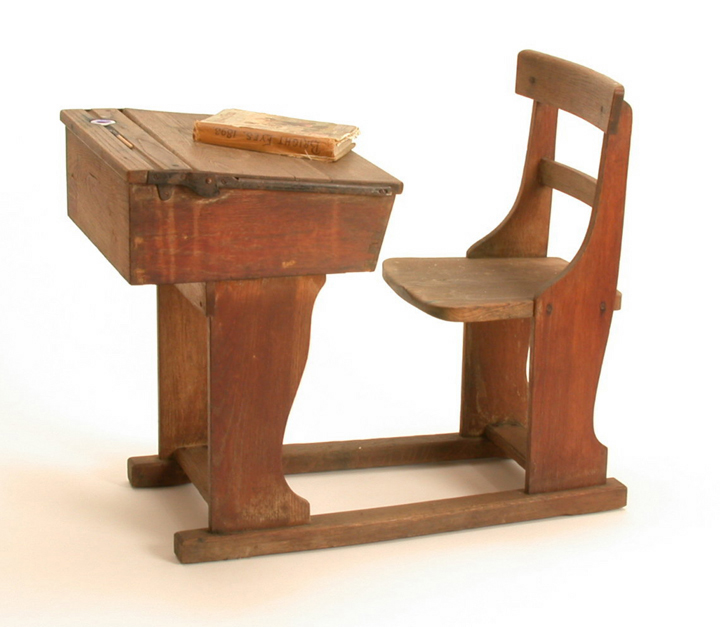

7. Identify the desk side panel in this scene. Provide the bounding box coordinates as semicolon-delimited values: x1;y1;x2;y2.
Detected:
128;187;395;284
65;130;131;280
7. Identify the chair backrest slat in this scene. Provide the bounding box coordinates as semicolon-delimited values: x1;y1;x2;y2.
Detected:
516;50;624;132
467;52;630;267
538;158;597;206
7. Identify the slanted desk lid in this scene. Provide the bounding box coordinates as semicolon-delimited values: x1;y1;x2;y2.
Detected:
60;108;403;197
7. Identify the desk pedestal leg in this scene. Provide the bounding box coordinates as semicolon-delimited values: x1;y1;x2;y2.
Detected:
128;284;208;488
208;276;325;533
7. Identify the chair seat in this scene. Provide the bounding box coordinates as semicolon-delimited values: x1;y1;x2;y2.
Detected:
382;257;621;323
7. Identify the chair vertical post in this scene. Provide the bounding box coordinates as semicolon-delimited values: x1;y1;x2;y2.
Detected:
461;101;557;442
126;285;209;488
460;319;531;437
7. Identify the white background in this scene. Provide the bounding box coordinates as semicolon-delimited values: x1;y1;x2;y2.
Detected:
1;1;717;624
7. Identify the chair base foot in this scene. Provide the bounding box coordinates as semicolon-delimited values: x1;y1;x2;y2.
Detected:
174;478;626;564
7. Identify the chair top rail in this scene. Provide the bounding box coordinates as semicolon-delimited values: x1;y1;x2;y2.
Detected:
516;50;624;132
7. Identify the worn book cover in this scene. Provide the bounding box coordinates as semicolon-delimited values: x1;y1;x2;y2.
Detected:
193;109;360;161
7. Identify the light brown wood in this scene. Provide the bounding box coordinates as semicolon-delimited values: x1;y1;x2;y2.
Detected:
174;282;215;315
383;257;566;322
61;109;155;182
123;108;403;193
207;276;325;533
89;108;191;172
383;257;621;323
516;50;624;132
124;108;334;183
175;478;627;563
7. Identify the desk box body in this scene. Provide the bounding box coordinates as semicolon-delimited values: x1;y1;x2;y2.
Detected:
62;109;402;285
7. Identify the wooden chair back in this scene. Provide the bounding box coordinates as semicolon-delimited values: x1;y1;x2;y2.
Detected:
467;50;632;310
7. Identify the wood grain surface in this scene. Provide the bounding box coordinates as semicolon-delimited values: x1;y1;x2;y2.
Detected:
207;276;325;532
175;479;627;563
516;50;624;132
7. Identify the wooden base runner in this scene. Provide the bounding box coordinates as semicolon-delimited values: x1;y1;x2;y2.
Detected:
128;433;506;491
174;479;626;564
129;432;625;564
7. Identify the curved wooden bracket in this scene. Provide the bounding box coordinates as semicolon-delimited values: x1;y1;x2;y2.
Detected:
467;102;557;259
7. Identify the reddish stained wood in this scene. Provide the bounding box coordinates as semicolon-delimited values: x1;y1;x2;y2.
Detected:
484;423;528;467
175;479;627;563
538;158;597;206
61;108;401;286
157;285;209;459
174;434;504;496
174;447;210;502
129;186;394;284
123;108;333;182
283;433;503;473
127;455;189;488
526;102;632;493
208;276;325;532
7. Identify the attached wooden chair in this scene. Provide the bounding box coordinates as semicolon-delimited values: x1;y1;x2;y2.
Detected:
384;50;632;497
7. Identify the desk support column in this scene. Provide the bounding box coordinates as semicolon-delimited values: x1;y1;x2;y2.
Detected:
128;285;208;488
158;284;209;459
208;275;325;533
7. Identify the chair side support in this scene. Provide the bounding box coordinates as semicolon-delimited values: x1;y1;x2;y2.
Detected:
526;101;632;493
466;101;557;259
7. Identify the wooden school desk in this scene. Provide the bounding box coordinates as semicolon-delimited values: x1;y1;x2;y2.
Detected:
62;107;623;563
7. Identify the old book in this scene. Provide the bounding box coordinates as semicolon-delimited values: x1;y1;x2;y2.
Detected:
193;109;360;161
